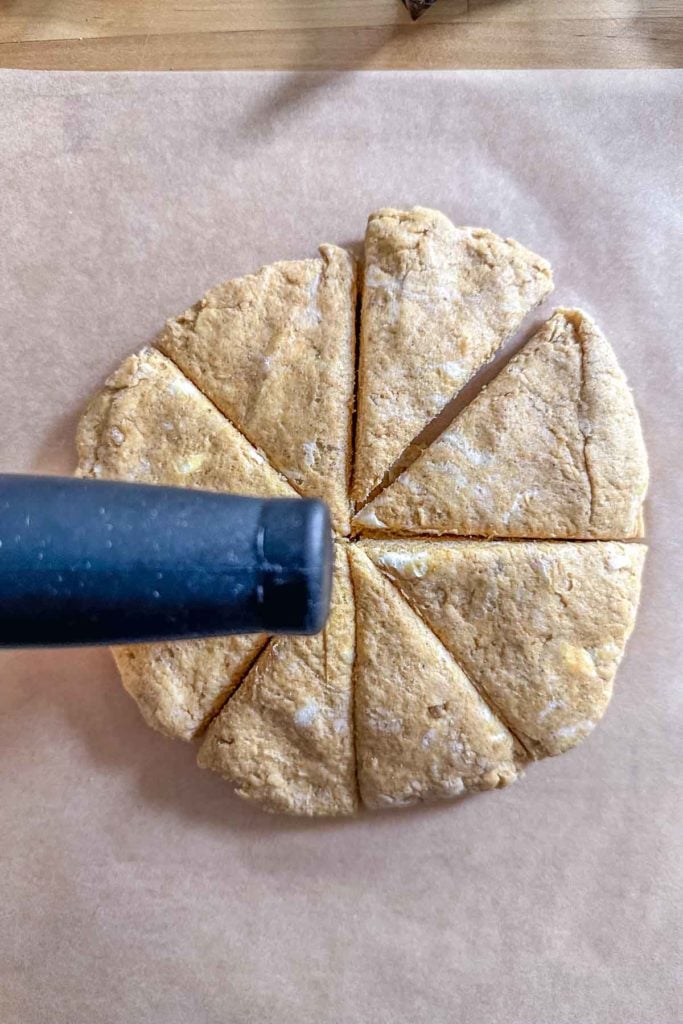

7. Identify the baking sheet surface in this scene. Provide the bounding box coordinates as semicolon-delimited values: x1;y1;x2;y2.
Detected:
0;70;681;1024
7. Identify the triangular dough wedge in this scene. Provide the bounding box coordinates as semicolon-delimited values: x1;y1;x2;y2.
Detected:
354;309;648;539
198;545;357;816
76;347;296;498
157;246;357;534
351;207;553;506
113;636;268;741
76;347;296;740
364;540;646;758
348;546;523;810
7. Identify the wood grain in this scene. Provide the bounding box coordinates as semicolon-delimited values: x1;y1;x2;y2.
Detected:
0;0;680;69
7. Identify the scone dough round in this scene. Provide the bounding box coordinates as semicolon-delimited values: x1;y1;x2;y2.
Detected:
76;209;648;817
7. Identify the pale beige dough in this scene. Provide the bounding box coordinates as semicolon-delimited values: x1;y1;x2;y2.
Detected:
197;545;358;816
157;245;357;534
76;347;296;499
113;636;268;742
364;539;646;758
351;207;553;506
354;309;648;540
74;224;648;817
76;347;293;740
348;546;524;809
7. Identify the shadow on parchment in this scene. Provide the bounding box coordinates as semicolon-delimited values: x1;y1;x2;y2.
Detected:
1;646;479;843
30;403;86;477
28;346;159;478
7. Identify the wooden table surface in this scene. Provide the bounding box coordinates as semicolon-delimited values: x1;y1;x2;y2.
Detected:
1;0;680;70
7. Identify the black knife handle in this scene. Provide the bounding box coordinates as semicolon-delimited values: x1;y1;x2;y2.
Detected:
0;475;333;648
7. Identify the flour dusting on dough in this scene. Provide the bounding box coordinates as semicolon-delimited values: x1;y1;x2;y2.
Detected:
178;453;207;474
303;441;318;469
444;432;493;467
167;376;197;398
354;506;386;530
294;700;319;728
552;720;596;743
376;549;429;578
607;551;632;572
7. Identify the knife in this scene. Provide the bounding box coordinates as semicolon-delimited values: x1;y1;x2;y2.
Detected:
0;475;333;648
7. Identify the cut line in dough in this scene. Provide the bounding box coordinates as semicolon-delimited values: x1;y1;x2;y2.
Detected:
75;220;648;817
351;207;553;507
354;309;648;540
157;245;357;535
197;544;358;816
349;545;524;809
363;538;646;758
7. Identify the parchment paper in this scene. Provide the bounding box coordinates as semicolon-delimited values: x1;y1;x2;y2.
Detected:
0;70;681;1024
